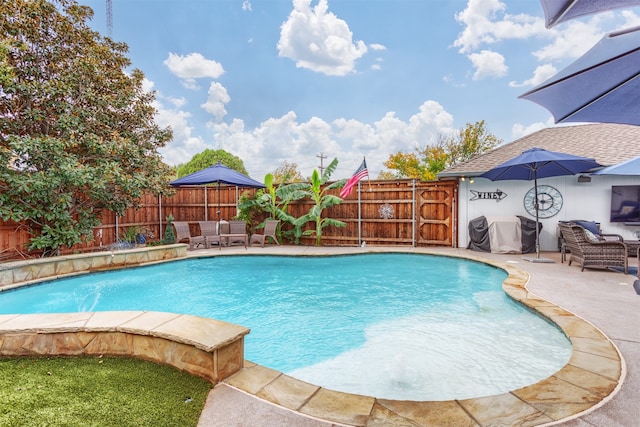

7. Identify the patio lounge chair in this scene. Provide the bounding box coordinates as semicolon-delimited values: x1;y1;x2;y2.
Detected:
172;221;206;250
198;221;221;249
220;220;248;249
250;220;280;247
558;223;628;274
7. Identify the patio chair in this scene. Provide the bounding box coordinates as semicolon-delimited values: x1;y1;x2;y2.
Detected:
250;220;280;247
172;221;206;250
558;223;628;274
198;221;221;249
220;220;248;249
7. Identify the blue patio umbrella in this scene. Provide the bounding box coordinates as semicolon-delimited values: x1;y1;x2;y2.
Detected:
170;162;265;220
480;148;602;259
519;25;640;126
540;0;640;28
593;155;640;175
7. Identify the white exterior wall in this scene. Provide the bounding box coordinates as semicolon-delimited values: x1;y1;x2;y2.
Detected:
456;174;640;251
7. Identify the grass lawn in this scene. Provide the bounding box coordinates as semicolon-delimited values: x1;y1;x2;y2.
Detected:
0;356;213;427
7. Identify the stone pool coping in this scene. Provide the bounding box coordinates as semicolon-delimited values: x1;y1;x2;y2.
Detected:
0;247;624;426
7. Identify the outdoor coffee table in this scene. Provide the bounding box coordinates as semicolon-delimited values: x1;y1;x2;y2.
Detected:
219;233;248;250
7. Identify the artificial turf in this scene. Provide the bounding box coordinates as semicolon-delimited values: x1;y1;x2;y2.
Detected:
0;356;212;427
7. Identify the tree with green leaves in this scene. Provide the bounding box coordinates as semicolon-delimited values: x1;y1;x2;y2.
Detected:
176;149;247;177
0;0;172;255
381;120;501;180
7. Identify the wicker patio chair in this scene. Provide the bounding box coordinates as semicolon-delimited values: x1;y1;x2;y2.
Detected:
249;220;280;247
172;221;206;250
198;221;221;249
558;223;628;274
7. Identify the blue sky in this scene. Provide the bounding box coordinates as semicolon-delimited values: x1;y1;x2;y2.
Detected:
80;0;640;180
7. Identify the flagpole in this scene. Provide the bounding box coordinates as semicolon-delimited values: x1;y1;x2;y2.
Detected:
358;181;362;247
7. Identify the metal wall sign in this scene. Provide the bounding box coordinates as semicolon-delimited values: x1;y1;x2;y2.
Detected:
470;189;507;201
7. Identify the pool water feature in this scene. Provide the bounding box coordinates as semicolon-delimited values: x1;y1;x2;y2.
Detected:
0;253;572;401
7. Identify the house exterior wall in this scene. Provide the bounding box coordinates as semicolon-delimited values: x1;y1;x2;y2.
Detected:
456;174;640;251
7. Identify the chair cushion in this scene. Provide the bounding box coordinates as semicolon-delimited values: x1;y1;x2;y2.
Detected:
574;220;601;236
583;229;600;242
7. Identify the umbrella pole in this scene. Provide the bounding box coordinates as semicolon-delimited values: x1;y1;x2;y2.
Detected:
534;175;540;259
217;183;221;221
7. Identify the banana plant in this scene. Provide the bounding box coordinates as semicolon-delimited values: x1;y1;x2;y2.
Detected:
293;157;346;246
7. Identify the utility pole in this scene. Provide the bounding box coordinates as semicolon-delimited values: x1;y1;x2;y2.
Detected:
106;0;113;37
316;153;327;175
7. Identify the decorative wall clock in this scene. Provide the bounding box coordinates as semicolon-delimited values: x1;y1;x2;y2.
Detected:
523;185;563;218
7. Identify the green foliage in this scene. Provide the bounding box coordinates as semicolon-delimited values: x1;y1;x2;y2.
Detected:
121;225;142;244
381;120;501;180
176;149;247;177
0;356;211;426
271;160;304;183
0;0;173;256
441;120;501;167
293;158;346;246
163;214;176;244
238;172;307;243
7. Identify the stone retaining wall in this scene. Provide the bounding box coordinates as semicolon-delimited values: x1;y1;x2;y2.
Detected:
0;244;188;290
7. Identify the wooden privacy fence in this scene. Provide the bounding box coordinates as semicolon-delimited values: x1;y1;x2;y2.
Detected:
0;180;457;258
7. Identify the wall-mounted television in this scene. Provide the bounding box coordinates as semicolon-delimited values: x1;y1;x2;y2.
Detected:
610;185;640;223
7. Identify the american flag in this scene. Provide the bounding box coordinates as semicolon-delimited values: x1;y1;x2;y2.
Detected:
340;159;368;198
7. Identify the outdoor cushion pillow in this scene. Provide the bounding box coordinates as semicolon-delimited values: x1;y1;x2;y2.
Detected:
583;229;600;242
575;220;600;237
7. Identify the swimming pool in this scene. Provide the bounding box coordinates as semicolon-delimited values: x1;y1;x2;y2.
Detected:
0;253;572;400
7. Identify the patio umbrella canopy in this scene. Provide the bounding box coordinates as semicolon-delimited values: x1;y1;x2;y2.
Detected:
519;25;640;126
541;0;640;28
170;162;265;220
593;155;640;175
480;148;602;259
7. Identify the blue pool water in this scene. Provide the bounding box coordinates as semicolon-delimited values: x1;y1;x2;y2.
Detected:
0;253;572;400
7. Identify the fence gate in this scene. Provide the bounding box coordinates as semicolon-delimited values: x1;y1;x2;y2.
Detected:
415;180;457;247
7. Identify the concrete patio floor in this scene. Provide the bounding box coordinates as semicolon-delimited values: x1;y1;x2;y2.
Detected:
191;245;639;427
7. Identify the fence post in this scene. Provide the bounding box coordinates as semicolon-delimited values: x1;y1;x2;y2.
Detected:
412;179;416;247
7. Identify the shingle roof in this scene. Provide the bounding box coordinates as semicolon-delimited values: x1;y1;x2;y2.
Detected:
438;123;640;178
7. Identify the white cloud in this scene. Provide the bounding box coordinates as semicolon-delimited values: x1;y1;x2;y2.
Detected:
201;101;456;179
201;82;231;122
242;0;252;12
453;0;545;54
532;21;603;62
277;0;368;76
370;43;387;51
164;53;225;88
468;50;507;80
511;117;555;140
509;63;557;88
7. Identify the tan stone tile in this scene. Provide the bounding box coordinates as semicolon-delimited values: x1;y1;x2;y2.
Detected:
553;364;618;397
534;304;574;317
511;375;603;420
51;332;85;355
131;334;163;362
0;314;20;326
89;255;113;270
0;313;91;333
377;399;478;427
299;387;375;427
153;314;249;351
71;257;92;273
163;340;215;381
84;331;132;355
224;363;281;394
550;316;605;339
55;260;75;276
459;393;552;427
216;339;244;380
84;311;145;331
367;402;421;427
570;336;619;360
12;267;34;283
117;311;181;335
1;333;52;355
256;374;320;411
33;262;56;279
569;350;622;381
